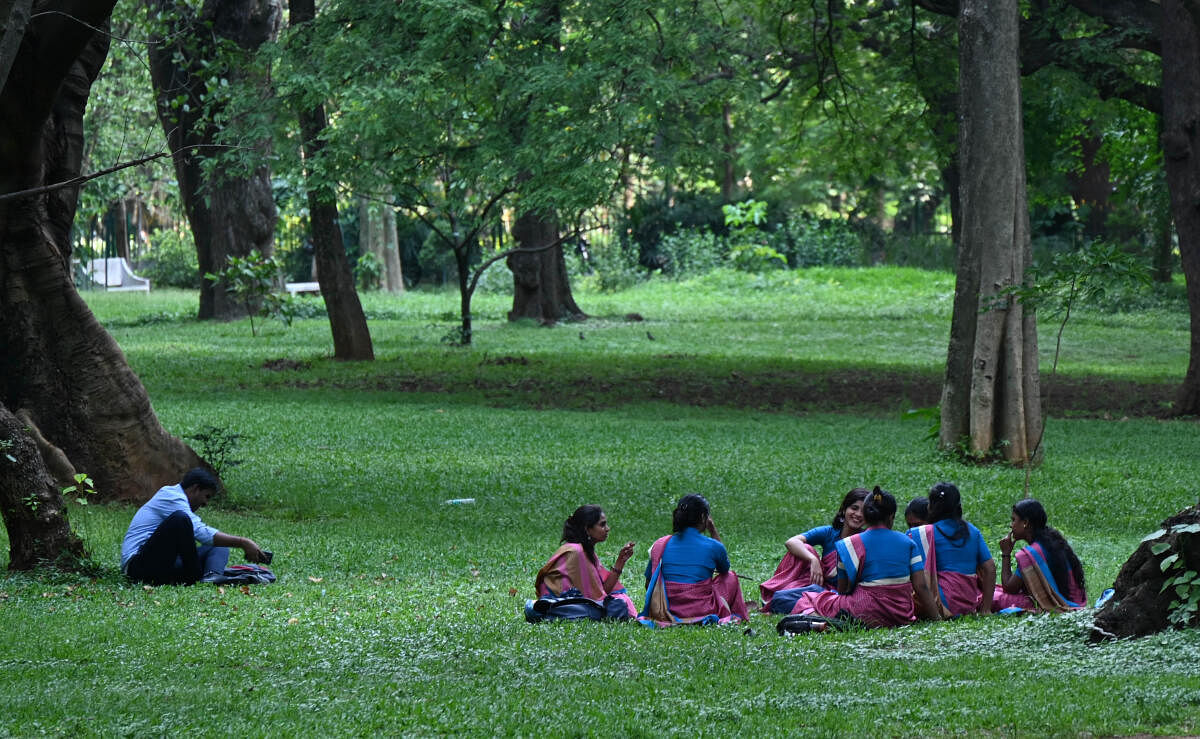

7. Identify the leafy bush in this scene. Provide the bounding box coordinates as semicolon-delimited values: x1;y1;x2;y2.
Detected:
472;257;514;294
771;214;863;268
183;424;245;483
723;200;786;273
576;237;644;292
353;251;384;291
884;232;955;271
656;228;726;277
621;190;726;267
141;228;201;288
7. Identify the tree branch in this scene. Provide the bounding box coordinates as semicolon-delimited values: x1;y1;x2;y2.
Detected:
0;151;169;203
466;233;571;302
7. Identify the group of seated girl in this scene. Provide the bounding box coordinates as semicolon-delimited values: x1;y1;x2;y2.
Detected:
762;482;1086;626
535;494;748;627
533;484;1085;628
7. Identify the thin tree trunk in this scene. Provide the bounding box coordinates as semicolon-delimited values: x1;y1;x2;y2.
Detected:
720;103;736;202
381;200;404;292
357;194;377;289
1066;133;1112;241
358;195;403;291
111;198;128;260
1153;212;1174;284
457;245;473;344
940;0;1043;464
291;0;373;360
1162;0;1200;416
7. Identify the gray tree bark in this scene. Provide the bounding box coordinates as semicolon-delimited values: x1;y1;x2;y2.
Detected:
939;0;1043;464
357;195;404;292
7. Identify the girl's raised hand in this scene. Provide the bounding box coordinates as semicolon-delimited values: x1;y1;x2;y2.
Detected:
616;540;636;567
998;532;1014;556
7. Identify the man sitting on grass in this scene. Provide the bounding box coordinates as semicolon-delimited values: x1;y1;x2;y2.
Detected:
120;467;268;585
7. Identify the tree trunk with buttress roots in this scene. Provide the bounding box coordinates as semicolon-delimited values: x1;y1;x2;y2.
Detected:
939;0;1043;464
507;211;584;324
0;2;203;567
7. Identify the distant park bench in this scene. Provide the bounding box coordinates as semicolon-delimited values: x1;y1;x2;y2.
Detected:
77;257;150;292
284;281;321;296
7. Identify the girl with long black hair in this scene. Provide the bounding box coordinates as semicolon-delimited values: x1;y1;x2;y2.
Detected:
993;498;1087;613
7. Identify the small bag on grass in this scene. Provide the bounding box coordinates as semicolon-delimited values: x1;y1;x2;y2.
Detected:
524;590;631;623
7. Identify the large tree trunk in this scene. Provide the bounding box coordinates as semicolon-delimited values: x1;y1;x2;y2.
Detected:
291;0;374;361
146;0;280;320
1162;0;1200;416
939;0;1043;464
0;2;200;567
507;211;584;324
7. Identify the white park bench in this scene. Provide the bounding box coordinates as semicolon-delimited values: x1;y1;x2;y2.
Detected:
78;257;150;292
284;281;321;296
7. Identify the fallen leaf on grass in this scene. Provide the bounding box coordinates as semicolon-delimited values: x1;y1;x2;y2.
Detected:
508;588;518;597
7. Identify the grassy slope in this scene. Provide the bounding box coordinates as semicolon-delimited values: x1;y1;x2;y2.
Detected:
1;268;1198;736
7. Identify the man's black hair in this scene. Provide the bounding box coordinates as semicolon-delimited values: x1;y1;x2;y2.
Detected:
180;467;219;491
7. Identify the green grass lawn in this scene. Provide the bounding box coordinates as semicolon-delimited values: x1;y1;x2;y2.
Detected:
1;268;1198;736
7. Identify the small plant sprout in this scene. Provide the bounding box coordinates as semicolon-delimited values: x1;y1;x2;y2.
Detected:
205;250;300;336
184;425;245;480
62;472;97;505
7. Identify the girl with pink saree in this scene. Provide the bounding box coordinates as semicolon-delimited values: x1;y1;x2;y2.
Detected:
535;505;637;618
792;487;942;628
993;499;1087;614
639;494;749;627
759;487;869;613
908;482;996;617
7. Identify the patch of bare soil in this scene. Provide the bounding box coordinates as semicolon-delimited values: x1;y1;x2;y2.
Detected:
291;363;1182;419
571;371;1177;418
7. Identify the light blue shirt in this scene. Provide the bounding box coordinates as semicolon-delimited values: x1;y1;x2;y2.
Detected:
120;484;219;572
